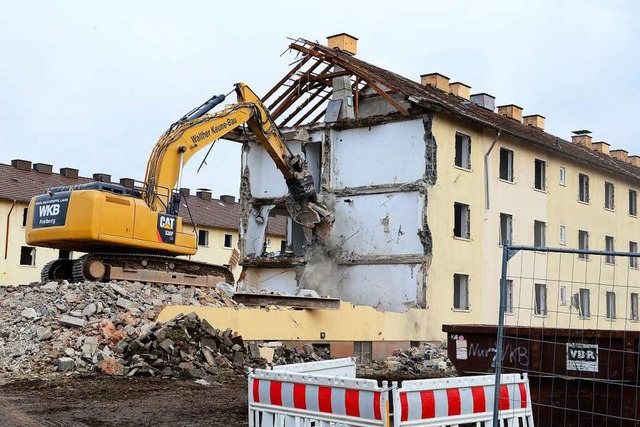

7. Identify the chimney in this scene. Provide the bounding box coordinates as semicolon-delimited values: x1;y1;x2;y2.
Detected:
571;130;592;146
11;159;31;171
470;93;495;111
93;173;111;183
220;195;236;203
523;114;545;130
420;73;450;92
497;104;523;122
610;149;629;162
60;167;79;179
196;188;212;201
591;141;610;155
449;82;471;100
628;156;640;167
119;178;135;189
33;163;53;174
327;33;358;55
180;188;190;197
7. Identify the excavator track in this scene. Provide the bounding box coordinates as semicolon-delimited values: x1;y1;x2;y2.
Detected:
40;259;75;283
65;252;234;287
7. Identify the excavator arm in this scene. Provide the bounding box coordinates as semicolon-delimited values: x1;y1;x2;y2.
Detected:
143;82;332;242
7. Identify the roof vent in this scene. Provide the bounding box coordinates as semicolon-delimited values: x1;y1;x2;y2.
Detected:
220;195;236;204
420;73;450;93
470;93;495;111
11;159;31;171
33;163;53;175
571;130;592;146
591;141;610;154
497;104;523;122
196;188;212;201
60;167;79;179
449;82;470;100
93;173;111;183
180;188;190;197
610;149;629;162
523;114;545;130
326;33;358;56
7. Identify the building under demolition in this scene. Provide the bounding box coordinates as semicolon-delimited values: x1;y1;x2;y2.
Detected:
206;34;640;352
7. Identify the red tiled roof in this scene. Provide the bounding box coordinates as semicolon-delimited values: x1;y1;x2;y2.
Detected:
0;163;94;202
0;162;286;236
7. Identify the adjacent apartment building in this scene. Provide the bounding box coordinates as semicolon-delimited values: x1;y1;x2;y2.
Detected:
0;160;285;285
228;34;640;344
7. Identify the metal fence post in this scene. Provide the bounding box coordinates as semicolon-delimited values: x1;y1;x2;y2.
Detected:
492;243;510;427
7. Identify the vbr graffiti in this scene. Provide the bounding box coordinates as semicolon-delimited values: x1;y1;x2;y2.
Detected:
468;342;529;368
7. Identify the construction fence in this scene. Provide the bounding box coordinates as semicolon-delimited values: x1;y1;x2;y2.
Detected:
490;245;640;426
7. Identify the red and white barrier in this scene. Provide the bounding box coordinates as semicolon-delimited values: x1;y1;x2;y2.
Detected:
249;358;389;426
248;359;533;426
392;373;533;427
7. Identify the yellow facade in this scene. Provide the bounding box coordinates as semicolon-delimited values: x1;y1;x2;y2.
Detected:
426;112;640;335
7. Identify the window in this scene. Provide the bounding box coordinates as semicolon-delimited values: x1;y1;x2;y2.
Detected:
560;286;568;306
499;213;512;245
630;241;638;269
578;230;589;259
631;293;639;321
605;236;615;264
559;167;566;186
534;220;546;248
504;279;514;313
499;148;514;182
19;246;35;266
223;233;233;249
534;283;547;316
579;173;589;203
630;190;637;216
453;274;469;310
534;159;546;191
455;133;471;169
454;203;470;239
605;182;615;210
579;288;591;318
266;238;272;247
22;208;28;227
197;230;209;247
559;225;567;245
606;291;616;320
354;341;372;364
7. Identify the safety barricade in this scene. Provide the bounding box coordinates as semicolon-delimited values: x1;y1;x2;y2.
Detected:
249;358;389;426
392;373;534;427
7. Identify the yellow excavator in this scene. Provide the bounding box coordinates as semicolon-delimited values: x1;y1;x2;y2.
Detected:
25;83;332;285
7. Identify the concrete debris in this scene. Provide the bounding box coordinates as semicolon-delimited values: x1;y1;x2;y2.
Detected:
359;344;457;378
0;280;332;381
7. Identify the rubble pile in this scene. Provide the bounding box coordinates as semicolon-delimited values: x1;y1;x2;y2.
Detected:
272;343;331;365
0;280;332;380
360;344;457;378
0;280;238;378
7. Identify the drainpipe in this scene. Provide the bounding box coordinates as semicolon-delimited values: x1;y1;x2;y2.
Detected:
484;130;501;210
5;200;16;259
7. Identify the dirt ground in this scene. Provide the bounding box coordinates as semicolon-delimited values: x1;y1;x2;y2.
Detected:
0;375;248;427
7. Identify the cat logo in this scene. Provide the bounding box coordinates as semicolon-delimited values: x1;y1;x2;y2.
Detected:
157;213;177;244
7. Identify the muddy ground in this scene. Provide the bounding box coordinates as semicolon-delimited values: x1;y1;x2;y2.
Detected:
0;375;248;427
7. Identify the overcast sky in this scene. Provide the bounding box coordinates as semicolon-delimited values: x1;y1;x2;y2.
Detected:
1;1;638;198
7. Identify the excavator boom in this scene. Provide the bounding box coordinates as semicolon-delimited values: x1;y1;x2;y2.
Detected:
25;82;332;285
